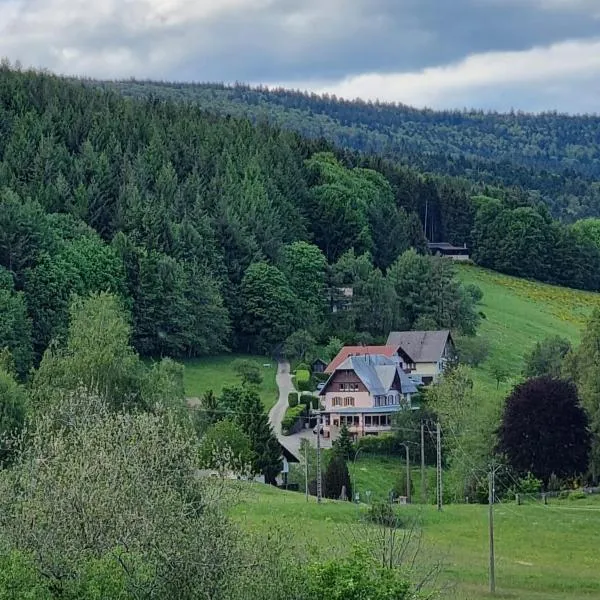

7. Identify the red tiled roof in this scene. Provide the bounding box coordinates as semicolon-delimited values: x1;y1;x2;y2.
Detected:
324;345;398;373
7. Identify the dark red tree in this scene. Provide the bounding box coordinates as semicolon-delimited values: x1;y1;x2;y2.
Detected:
498;377;590;482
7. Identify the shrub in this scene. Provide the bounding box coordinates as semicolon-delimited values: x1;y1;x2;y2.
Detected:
295;369;313;392
306;548;412;600
232;358;263;386
365;501;404;528
464;283;484;304
355;434;400;456
455;335;490;367
281;405;306;434
300;392;314;408
509;472;543;498
295;362;310;373
313;372;329;383
288;392;299;408
568;490;587;501
546;473;563;492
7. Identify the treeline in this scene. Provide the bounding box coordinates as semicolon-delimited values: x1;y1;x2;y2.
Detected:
0;66;480;374
103;80;600;222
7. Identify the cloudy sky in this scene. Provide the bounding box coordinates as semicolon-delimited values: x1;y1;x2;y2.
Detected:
2;0;600;112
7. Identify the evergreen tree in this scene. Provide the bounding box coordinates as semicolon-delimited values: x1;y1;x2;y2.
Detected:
0;366;26;466
225;386;282;484
332;424;354;462
323;455;352;501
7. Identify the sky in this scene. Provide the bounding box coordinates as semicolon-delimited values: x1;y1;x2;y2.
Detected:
1;0;600;112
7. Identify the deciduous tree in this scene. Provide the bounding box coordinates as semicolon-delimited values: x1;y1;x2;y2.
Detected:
498;377;590;482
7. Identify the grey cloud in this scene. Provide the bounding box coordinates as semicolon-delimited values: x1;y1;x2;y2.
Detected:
1;0;600;111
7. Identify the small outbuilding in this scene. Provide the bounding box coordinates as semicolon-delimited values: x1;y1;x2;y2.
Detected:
311;358;328;373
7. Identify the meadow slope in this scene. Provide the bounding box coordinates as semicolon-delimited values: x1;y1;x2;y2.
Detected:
456;264;600;400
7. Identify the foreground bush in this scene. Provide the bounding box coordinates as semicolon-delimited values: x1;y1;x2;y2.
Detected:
0;396;237;599
306;548;412;600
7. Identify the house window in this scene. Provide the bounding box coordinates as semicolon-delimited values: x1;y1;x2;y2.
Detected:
365;416;372;427
339;383;344;391
332;396;342;407
344;396;355;407
333;419;339;427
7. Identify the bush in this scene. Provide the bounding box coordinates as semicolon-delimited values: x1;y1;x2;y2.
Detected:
313;372;329;383
568;490;587;501
355;434;400;456
281;405;306;434
288;392;299;408
464;283;484;304
232;358;263;386
300;392;314;408
295;362;310;373
546;473;563;492
364;502;404;528
295;369;313;392
455;335;490;367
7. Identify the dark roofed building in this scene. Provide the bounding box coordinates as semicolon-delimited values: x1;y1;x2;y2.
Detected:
428;242;469;261
386;330;455;385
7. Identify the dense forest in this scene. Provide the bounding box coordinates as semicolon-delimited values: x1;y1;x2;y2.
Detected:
4;65;600;377
102;81;600;222
0;65;485;375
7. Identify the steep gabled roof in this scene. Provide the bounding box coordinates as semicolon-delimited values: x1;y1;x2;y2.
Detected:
386;330;452;363
321;354;417;396
325;345;397;374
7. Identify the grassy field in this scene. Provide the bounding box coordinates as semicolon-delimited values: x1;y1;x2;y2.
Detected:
182;354;279;410
456;264;600;400
235;483;600;600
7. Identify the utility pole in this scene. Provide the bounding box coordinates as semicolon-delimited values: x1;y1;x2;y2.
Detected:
316;412;322;503
436;421;442;511
404;444;411;504
488;466;496;594
421;420;426;504
304;442;309;502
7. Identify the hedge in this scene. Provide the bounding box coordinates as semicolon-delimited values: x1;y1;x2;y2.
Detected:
288;392;299;408
282;405;307;435
300;392;320;411
355;433;403;456
295;369;313;392
295;362;310;372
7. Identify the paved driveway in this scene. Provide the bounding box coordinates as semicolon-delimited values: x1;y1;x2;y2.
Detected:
269;360;331;459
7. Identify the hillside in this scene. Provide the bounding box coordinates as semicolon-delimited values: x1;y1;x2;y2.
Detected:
456;264;600;399
104;81;600;221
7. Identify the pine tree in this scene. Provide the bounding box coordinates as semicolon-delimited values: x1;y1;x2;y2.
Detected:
332;424;354;462
323;455;352;501
229;386;282;484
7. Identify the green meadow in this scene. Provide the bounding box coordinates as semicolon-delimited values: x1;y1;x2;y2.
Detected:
456;264;600;400
235;483;600;600
182;354;279;410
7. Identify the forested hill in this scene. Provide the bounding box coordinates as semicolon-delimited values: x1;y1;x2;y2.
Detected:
102;81;600;222
4;66;600;379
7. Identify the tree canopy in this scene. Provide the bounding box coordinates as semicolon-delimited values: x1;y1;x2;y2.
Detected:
498;377;590;482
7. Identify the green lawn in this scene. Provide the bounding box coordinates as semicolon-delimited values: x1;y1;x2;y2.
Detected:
456;264;600;401
182;354;279;411
235;483;600;600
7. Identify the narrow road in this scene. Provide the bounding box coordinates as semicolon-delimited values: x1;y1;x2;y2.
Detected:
269;359;294;437
269;359;330;459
